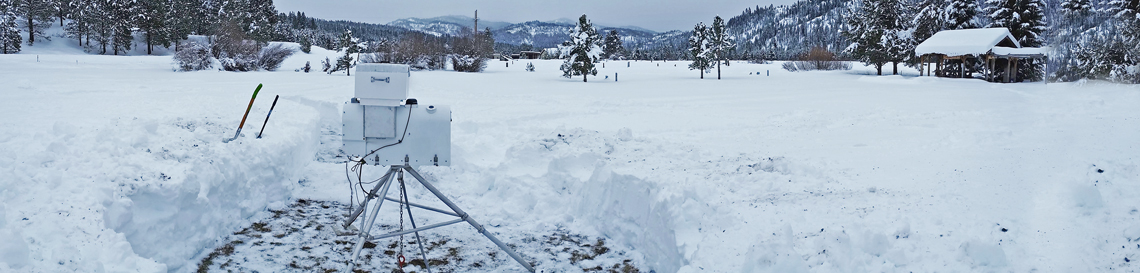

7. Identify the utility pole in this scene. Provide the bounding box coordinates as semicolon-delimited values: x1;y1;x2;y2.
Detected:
474;10;479;31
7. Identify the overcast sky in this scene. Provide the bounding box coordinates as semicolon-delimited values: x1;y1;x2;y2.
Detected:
273;0;799;32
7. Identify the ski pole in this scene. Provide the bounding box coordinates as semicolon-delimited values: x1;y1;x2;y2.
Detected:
256;95;279;139
228;83;262;142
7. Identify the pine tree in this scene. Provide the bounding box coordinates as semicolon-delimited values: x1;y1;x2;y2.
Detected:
945;0;979;30
986;0;1048;80
1;0;22;53
332;29;356;75
559;14;602;82
14;0;53;45
688;22;711;79
298;35;311;53
109;0;133;55
845;0;907;75
247;0;277;42
166;0;202;51
64;0;91;47
911;0;946;43
137;0;171;55
706;15;735;79
1106;0;1140;82
602;29;623;60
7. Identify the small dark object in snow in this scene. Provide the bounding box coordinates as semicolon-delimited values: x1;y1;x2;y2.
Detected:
1097;169;1104;173
1001;228;1008;232
363;241;376;249
1126;257;1130;262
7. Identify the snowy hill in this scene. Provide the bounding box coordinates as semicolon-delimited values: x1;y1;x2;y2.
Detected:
492;20;683;50
726;0;852;59
387;18;470;37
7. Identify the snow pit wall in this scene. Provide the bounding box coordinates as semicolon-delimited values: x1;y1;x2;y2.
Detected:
116;107;319;272
0;91;341;272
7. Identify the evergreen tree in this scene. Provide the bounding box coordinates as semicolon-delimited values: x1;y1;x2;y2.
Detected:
986;0;1047;80
706;15;735;79
63;0;91;47
945;0;979;30
298;35;311;53
844;0;908;75
166;0;202;50
688;22;711;78
247;0;277;42
109;0;133;55
911;0;946;43
332;29;356;75
602;29;623;60
558;14;602;82
14;0;53;45
90;0;113;54
1;0;22;53
1106;0;1140;82
137;0;171;55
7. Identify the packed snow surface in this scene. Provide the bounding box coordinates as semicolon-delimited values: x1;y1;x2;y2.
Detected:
2;46;1140;273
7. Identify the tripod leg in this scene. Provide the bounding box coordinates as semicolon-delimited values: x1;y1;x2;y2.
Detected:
403;166;536;272
399;169;433;273
347;171;396;272
344;166;401;228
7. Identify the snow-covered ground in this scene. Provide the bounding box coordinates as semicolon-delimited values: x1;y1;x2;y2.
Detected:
2;40;1139;273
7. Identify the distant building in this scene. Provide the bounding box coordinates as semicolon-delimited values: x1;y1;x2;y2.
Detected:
540;48;561;59
914;28;1046;83
518;51;542;59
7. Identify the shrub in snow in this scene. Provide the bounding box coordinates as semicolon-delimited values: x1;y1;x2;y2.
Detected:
783;47;851;72
781;61;799;72
219;54;259;72
213;21;262;72
299;37;312;54
257;43;296;71
173;42;213;71
526;62;536;72
451;55;486;72
321;57;331;72
301;61;311;73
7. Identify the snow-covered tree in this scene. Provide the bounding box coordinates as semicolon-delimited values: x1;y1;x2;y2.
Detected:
109;0;133;55
559;14;602;82
1;0;21;53
137;0;171;55
246;0;277;42
166;0;203;51
688;22;712;79
706;15;735;79
945;0;979;30
602;29;623;60
1105;0;1140;82
63;0;91;47
986;0;1047;80
14;0;53;45
845;0;910;75
911;0;946;43
331;29;356;75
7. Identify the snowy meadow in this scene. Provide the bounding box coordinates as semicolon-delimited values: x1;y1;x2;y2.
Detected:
1;46;1139;273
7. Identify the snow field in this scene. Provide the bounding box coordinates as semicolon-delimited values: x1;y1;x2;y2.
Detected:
1;48;1139;273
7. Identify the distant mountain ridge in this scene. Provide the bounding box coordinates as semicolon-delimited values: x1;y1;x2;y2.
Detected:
386;16;676;50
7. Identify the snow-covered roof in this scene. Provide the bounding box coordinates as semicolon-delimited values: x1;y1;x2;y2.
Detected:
991;46;1048;57
914;28;1021;56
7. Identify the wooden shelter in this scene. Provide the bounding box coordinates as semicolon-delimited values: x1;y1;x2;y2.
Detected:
915;28;1047;83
